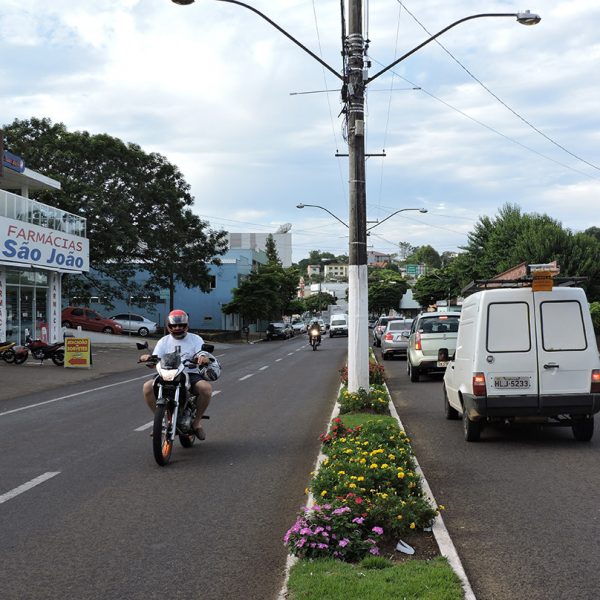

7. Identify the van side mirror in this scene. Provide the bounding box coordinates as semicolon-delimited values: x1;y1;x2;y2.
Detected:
202;343;215;353
136;341;149;350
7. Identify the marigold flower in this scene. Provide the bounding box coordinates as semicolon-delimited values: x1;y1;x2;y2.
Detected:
410;522;416;529
321;490;327;497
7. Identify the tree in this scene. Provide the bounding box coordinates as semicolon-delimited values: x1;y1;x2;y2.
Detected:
368;269;408;314
304;292;337;313
265;234;281;266
2;117;227;307
405;245;442;269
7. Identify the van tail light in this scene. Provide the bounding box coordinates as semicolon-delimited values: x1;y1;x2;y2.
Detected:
472;372;487;397
415;332;422;351
384;333;393;341
591;370;600;393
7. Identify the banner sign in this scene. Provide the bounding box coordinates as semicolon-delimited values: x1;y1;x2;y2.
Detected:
0;215;89;273
64;337;92;369
2;150;25;173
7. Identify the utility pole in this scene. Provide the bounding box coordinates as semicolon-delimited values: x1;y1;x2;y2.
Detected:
346;0;369;392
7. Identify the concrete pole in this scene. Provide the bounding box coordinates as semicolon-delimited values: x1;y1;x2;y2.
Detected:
346;0;369;392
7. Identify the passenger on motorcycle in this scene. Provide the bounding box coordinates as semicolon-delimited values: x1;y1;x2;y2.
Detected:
141;309;218;440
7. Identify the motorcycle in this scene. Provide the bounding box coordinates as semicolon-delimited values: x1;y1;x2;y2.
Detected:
22;335;66;366
138;342;217;466
308;327;321;351
0;340;29;364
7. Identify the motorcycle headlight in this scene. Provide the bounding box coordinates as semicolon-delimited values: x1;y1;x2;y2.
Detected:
158;367;179;381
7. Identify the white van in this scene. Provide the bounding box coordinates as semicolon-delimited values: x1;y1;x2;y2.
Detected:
329;314;348;338
443;282;600;442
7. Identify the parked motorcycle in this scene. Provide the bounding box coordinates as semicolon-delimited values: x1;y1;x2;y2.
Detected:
138;341;217;466
308;327;321;351
0;340;29;364
22;336;66;366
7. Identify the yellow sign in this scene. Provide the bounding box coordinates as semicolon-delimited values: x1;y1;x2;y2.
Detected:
64;337;92;369
532;270;554;292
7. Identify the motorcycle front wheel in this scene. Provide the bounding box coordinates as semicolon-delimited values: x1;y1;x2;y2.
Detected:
13;351;28;365
153;404;174;466
52;349;65;367
2;349;15;363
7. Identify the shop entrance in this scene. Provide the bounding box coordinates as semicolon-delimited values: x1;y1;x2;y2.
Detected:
5;270;49;344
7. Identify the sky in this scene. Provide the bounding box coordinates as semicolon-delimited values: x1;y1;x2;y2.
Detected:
1;0;599;264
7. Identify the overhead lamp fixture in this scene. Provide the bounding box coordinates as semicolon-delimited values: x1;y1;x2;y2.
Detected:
171;0;195;5
516;10;541;25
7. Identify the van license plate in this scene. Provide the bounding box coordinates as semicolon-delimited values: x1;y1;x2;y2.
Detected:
437;361;448;368
493;376;531;389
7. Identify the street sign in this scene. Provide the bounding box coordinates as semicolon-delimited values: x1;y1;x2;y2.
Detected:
406;264;418;275
64;337;92;369
159;289;169;300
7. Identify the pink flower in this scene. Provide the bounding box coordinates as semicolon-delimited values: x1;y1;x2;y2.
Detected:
372;526;384;535
352;517;364;524
338;538;350;547
369;547;380;555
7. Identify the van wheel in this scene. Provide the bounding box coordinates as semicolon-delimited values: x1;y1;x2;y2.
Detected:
409;361;420;382
463;408;481;442
444;386;459;420
572;416;594;441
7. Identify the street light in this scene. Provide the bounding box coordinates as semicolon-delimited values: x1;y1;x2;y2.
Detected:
366;208;427;232
171;0;541;392
296;203;349;229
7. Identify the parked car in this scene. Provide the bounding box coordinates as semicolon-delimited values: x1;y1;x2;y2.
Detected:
110;313;157;337
291;320;306;334
317;319;327;333
407;312;460;381
372;316;393;347
266;322;291;340
443;281;600;442
329;314;348;338
380;318;413;360
61;306;123;334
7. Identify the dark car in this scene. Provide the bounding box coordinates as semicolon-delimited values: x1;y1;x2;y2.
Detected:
266;322;291;340
61;306;123;334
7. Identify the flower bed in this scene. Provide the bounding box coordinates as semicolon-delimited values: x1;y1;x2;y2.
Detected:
284;374;438;562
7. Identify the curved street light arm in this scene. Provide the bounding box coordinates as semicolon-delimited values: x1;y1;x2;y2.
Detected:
366;208;427;232
297;203;349;228
216;0;343;80
367;12;536;84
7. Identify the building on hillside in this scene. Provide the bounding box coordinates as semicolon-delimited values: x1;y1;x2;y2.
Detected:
324;263;348;281
227;226;292;267
367;250;393;265
0;149;88;344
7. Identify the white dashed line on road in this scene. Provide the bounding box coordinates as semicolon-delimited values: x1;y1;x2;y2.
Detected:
239;374;254;381
0;472;60;504
259;366;269;371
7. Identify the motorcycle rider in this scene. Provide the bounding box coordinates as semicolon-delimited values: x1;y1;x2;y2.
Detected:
141;309;216;440
308;318;322;345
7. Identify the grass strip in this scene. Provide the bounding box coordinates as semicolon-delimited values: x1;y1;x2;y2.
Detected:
287;556;463;600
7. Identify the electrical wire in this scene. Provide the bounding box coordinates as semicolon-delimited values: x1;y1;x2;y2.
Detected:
396;0;600;174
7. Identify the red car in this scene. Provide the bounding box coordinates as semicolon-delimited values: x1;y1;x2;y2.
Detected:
61;307;123;334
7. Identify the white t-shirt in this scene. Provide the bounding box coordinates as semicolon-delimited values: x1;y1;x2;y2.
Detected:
152;332;205;373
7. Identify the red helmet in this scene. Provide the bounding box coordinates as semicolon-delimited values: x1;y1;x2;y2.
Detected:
167;309;189;339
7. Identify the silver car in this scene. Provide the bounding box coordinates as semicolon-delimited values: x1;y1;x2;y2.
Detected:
110;313;158;337
380;318;413;360
407;312;460;382
372;316;393;347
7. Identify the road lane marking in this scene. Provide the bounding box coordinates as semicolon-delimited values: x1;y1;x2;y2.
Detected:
239;374;254;381
0;472;60;504
134;390;221;431
287;352;294;356
275;358;283;362
259;366;269;370
0;375;150;418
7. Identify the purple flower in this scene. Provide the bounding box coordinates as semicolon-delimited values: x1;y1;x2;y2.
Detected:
318;543;328;549
369;547;380;555
372;526;384;535
314;526;324;534
296;537;307;548
352;517;364;524
332;506;351;515
300;527;313;535
338;538;350;548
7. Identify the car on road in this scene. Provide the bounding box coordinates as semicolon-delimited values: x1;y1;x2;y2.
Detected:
61;306;123;335
380;318;413;360
291;320;306;334
110;313;158;337
266;322;291;340
407;312;460;381
372;316;393;347
329;314;348;338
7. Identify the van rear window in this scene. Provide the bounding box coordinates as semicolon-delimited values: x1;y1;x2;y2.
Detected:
487;302;531;352
540;301;587;351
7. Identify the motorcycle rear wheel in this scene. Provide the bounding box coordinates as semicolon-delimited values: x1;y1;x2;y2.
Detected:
52;349;65;367
2;349;15;363
179;433;196;448
153;404;174;466
13;352;28;365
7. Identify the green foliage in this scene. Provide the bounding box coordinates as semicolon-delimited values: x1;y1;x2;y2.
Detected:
405;245;442;269
338;386;389;414
590;302;600;332
305;292;337;312
339;362;385;386
367;269;408;314
264;233;281;266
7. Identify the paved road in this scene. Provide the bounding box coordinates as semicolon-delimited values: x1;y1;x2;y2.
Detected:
0;335;348;600
378;349;600;600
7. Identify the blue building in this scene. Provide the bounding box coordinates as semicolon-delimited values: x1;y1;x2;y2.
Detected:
81;248;267;333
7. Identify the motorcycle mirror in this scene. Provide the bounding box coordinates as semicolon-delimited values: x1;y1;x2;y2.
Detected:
201;343;215;353
136;342;149;350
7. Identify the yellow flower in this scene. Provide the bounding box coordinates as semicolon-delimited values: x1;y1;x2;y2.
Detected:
359;458;366;465
321;490;327;497
410;522;416;529
370;463;379;469
381;464;389;469
397;472;405;479
338;470;346;475
396;515;403;520
388;454;396;460
438;505;445;511
349;483;356;489
357;476;365;482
